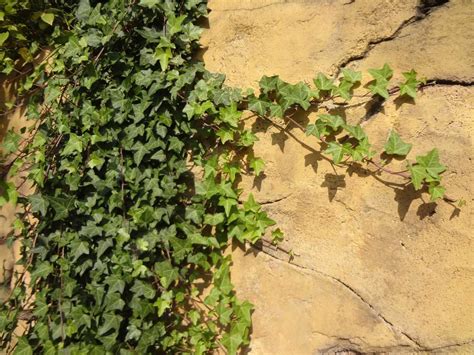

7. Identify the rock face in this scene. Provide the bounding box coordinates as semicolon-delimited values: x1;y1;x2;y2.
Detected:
203;0;474;353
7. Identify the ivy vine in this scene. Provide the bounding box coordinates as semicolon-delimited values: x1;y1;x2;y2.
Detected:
0;0;462;354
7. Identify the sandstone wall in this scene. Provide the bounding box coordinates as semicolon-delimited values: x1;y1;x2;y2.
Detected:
202;0;474;353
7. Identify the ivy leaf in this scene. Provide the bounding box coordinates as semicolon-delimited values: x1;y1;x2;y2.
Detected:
0;32;9;46
368;81;389;99
0;181;18;207
154;47;172;71
219;103;241;127
204;213;225;226
97;314;123;336
408;163;427;190
166;15;186;36
318;114;344;131
249;157;265;176
216;128;234;143
325;142;350;164
1;130;21;154
13;337;33;355
333;80;353;101
344;124;366;141
132;141;149;165
259;75;279;93
384;131;412;156
429;183;446;201
269;103;284;118
62;134;83;156
239;131;258;147
218;197;237;217
341;68;362;83
41;13;55;26
277;82;311;110
47;196;74;220
155;261;179;289
305;123;320;138
28;194;49;216
368;63;393;82
30;261;53;282
139;0;160;8
131;280;156;299
416;149;446;179
271;228;284;244
248;98;269;116
313;73;334;91
221;328;244;355
399;82;417;98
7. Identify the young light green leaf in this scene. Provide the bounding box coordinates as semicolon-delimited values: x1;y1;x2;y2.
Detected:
249;157;265;176
399;82;417;98
325;142;350;164
0;32;9;46
384;131;412;156
429;183;446;201
416;149;446;179
368;81;389;99
341;68;362;83
313;73;334;91
408;163;427;190
40;13;55;26
368;63;393;82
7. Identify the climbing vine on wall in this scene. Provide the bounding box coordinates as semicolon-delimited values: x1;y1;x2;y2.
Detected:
0;0;461;354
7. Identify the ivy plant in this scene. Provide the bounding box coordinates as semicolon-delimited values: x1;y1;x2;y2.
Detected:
0;0;462;354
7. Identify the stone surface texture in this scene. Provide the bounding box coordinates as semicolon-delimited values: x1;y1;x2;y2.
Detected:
202;0;474;353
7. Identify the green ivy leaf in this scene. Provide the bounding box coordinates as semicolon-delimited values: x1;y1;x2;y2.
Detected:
249;157;265;176
248;98;269;116
155;261;179;289
204;213;225;226
239;131;258;147
313;73;334;91
130;280;156;299
408;163;427;190
139;0;160;8
416;149;446;179
1;130;21;154
341;68;362;83
429;183;446;201
259;75;280;93
368;80;389;99
41;13;55;26
30;261;53;282
154;47;172;71
62;134;83;156
344;124;366;141
0;32;9;46
384;130;412;156
325;142;351;164
399;82;417;99
368;63;393;82
318;114;344;131
13;337;33;355
28;194;49;216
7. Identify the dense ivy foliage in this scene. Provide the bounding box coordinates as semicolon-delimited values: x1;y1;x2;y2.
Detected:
0;0;460;354
0;1;277;353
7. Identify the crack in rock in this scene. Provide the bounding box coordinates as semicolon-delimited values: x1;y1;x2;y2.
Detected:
252;245;474;352
252;244;423;348
333;0;450;77
425;78;474;87
210;1;295;12
238;193;293;205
